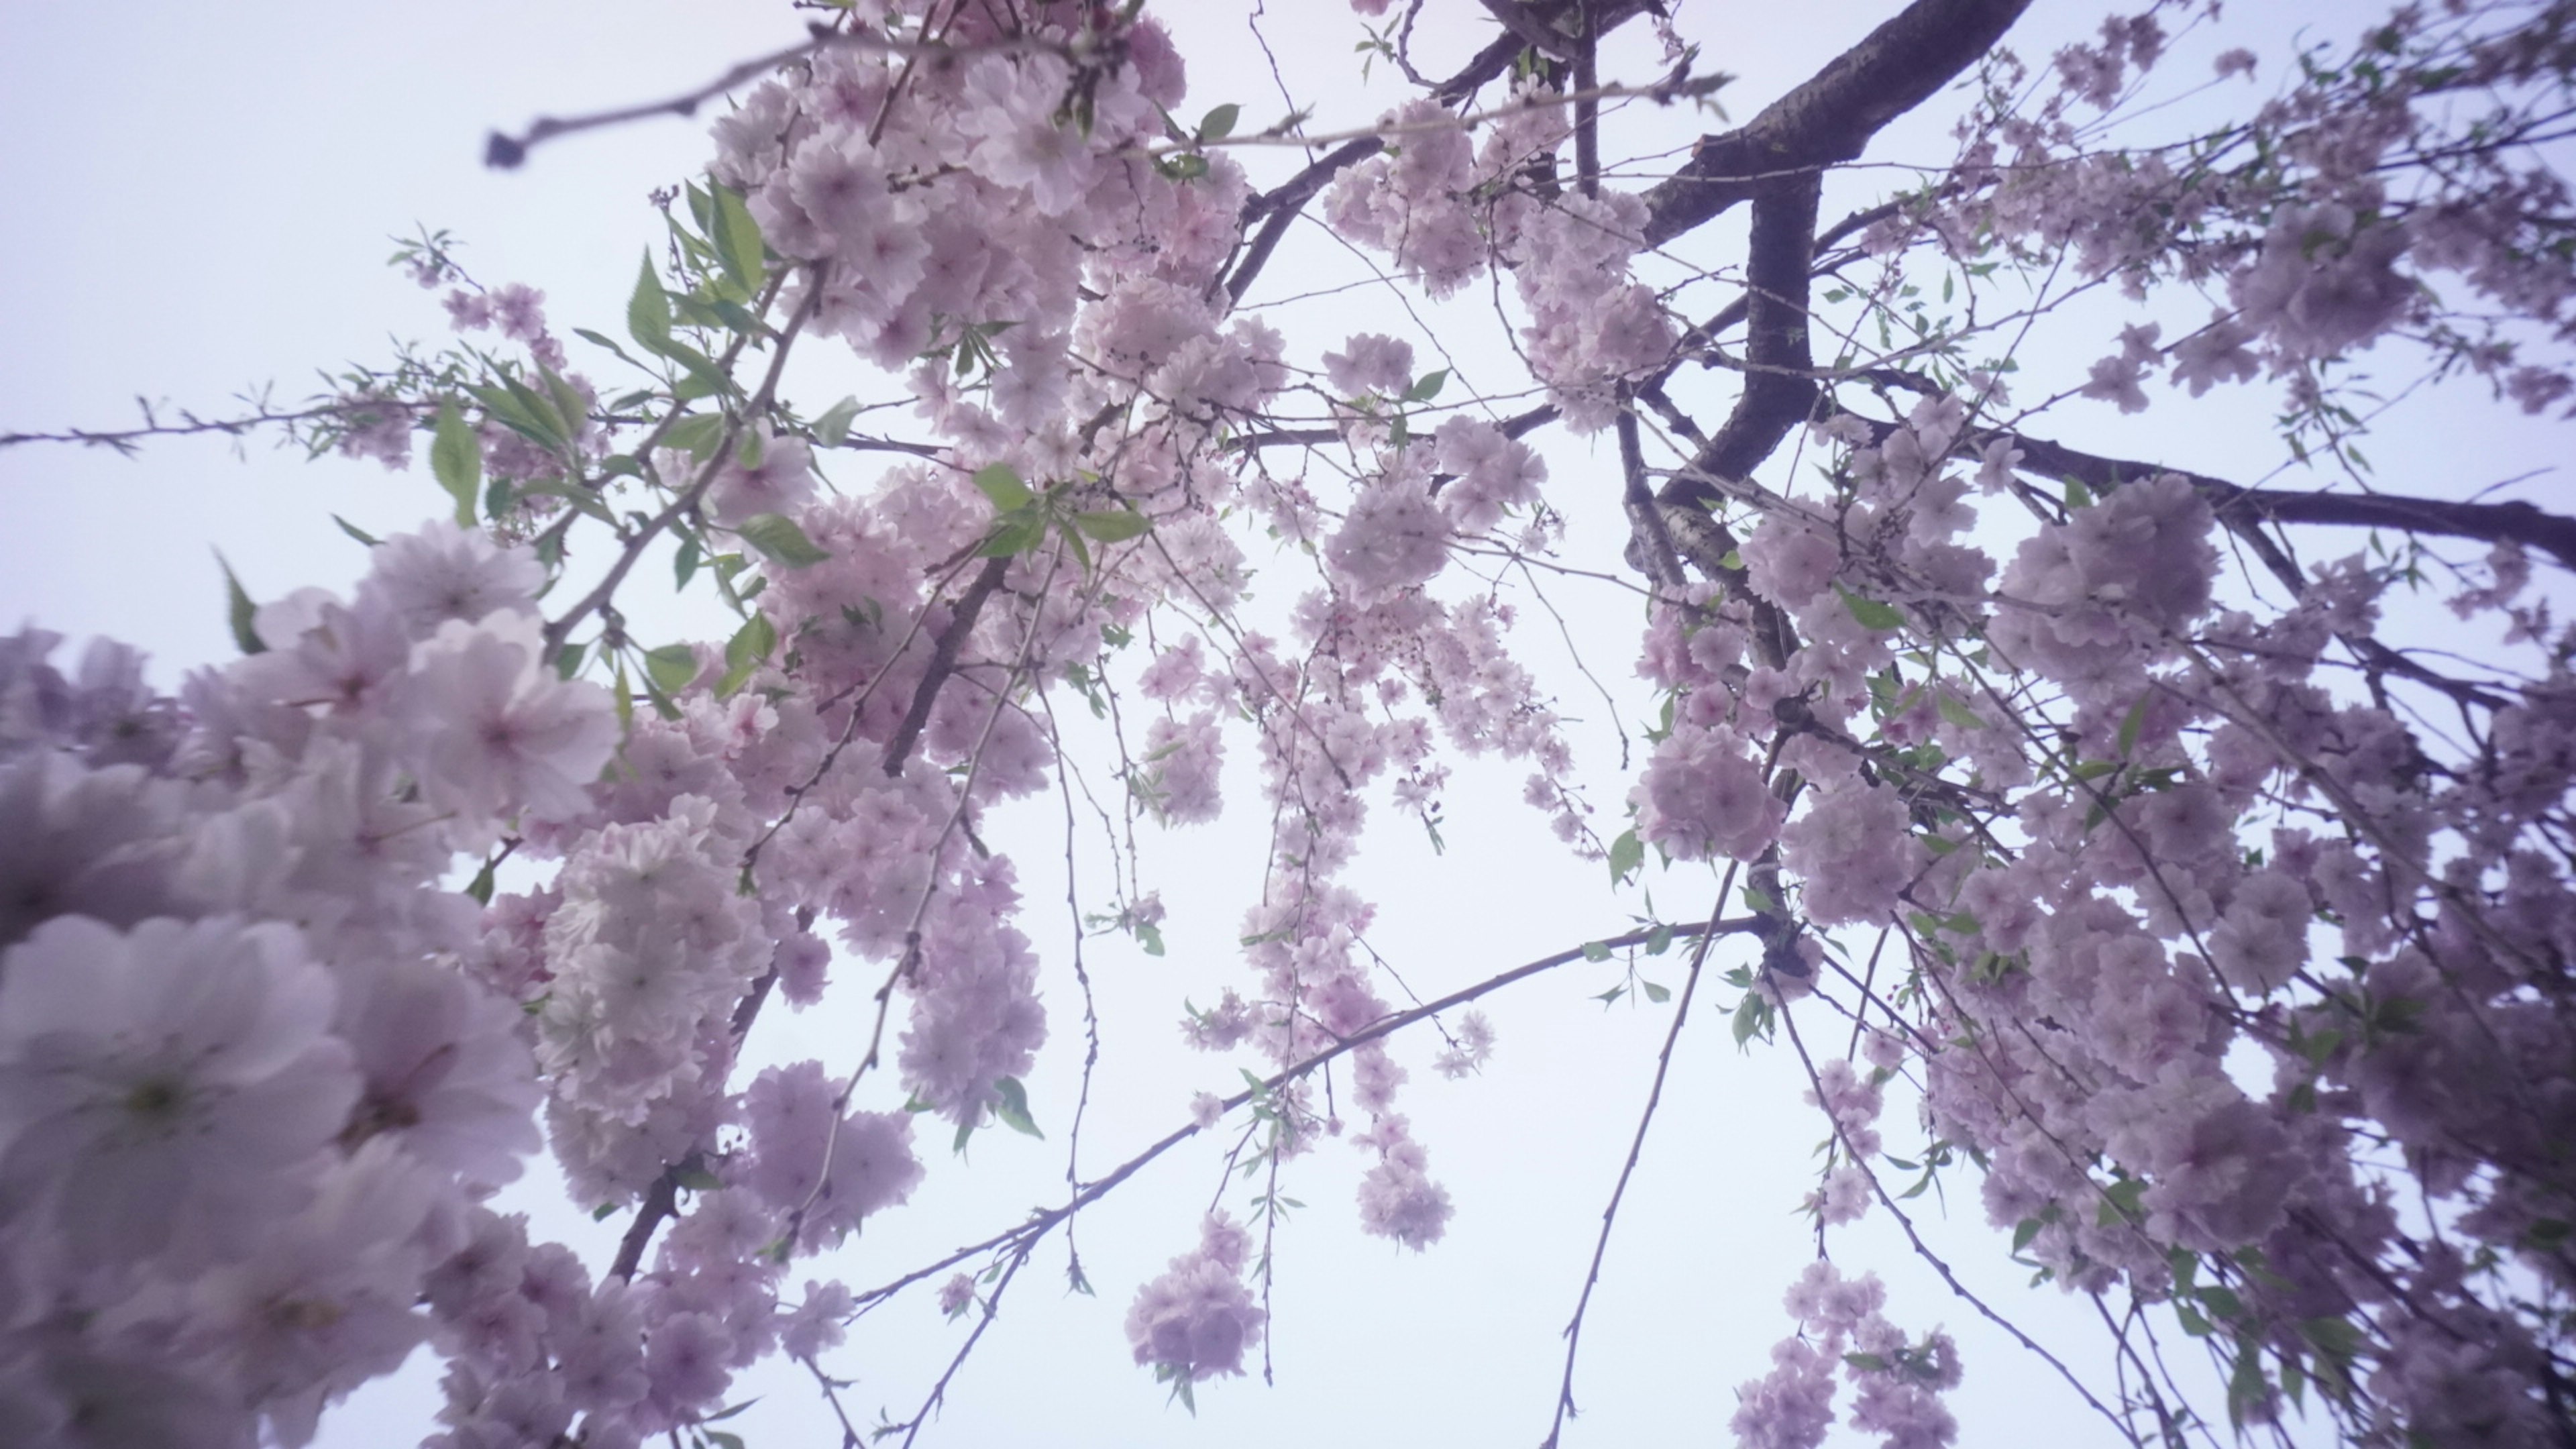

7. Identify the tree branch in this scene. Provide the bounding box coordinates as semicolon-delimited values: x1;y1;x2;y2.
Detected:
1638;0;2029;247
1221;0;1655;302
882;552;1012;777
846;917;1760;1313
2003;432;2576;570
1662;168;1823;508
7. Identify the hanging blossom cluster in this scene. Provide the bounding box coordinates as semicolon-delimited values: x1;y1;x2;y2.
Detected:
9;0;2576;1444
1897;0;2576;419
0;527;608;1446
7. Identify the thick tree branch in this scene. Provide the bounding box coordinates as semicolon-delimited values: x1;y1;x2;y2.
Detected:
1638;0;2029;247
883;552;1012;777
1661;169;1823;509
2006;433;2576;570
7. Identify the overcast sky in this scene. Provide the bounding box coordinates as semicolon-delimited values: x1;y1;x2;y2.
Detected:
3;3;2557;1447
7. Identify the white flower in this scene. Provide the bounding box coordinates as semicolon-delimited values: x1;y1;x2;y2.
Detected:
0;916;358;1272
358;523;543;642
403;611;618;826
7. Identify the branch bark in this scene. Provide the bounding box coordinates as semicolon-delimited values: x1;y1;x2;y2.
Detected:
2005;433;2576;570
1638;0;2029;248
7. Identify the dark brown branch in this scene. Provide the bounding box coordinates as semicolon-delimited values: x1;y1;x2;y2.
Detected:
0;399;400;453
2006;433;2576;570
484;26;1070;169
883;553;1011;777
1638;0;2030;247
1226;139;1386;305
488;32;834;168
1662;168;1823;508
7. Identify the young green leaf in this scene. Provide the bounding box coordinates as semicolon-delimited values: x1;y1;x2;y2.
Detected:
2116;692;2152;757
430;401;483;527
662;413;728;461
643;643;700;696
1403;368;1449;402
991;1076;1044;1138
627;250;674;353
718;610;777;698
979;513;1048;558
1072;508;1150;543
973;463;1033;513
711;184;767;294
1835;585;1904;632
737;512;832;568
1608;827;1644;883
810;395;861;448
216;552;266;655
1196;102;1240;143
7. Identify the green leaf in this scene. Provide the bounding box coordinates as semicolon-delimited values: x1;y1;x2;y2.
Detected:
642;644;700;696
674;533;703;590
991;1076;1044;1138
1195;102;1240;143
973;463;1033;513
2117;692;2152;757
1835;585;1904;632
628;251;674;353
1072;508;1149;543
464;380;564;453
592;1202;619;1222
675;1167;723;1192
711;185;767;294
216;552;266;655
464;854;498;906
569;326;643;368
1935;690;1986;731
1644;923;1673;955
1732;992;1764;1046
1607;828;1644;883
331;514;382;547
979;513;1047;558
1640;979;1671;1004
1580;941;1612;963
708;1434;746;1449
2012;1217;2045;1251
737;512;831;568
554;641;586;680
811;395;861;448
718;611;777;698
1843;1352;1890;1373
1403;368;1449;402
431;401;483;527
663;413;728;461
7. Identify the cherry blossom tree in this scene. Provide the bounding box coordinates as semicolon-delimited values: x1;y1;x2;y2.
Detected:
3;1;2574;1446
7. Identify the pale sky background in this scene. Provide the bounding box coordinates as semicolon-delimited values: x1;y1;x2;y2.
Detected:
1;3;2559;1447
